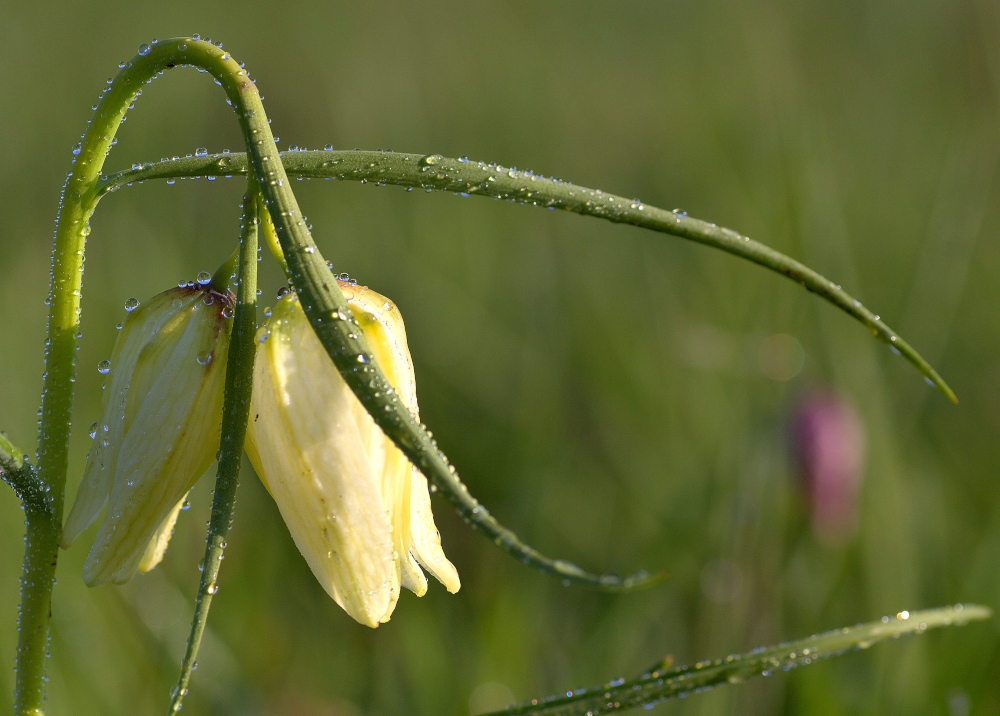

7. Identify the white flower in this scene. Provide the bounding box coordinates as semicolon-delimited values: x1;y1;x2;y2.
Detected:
62;285;231;586
246;283;459;627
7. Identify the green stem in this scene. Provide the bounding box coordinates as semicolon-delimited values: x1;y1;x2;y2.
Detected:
2;433;56;716
16;43;162;716
24;37;264;715
97;150;956;403
169;181;258;715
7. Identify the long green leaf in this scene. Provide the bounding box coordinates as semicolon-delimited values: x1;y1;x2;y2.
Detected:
484;604;990;716
98;149;957;403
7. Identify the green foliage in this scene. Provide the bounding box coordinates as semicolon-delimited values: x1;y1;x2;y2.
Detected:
1;2;998;715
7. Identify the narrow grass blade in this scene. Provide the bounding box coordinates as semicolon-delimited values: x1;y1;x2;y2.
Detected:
485;605;990;716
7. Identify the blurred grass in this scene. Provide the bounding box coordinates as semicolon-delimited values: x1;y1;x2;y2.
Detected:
1;1;999;714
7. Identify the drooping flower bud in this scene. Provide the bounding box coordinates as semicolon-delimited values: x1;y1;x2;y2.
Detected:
246;282;460;627
792;390;866;546
62;284;232;586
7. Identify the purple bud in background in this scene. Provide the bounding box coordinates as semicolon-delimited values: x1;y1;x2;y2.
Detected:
792;391;866;546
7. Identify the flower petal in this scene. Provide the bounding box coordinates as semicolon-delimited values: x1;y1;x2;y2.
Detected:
408;466;461;594
63;289;200;549
81;294;228;585
138;492;188;573
249;295;398;626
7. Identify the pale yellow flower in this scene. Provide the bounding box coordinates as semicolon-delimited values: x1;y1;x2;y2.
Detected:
246;282;460;627
62;284;231;586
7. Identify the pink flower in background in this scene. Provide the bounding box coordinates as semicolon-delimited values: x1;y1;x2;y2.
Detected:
792;391;866;545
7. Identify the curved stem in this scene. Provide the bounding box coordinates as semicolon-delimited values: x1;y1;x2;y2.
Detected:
98;150;956;403
25;38;268;715
169;182;258;715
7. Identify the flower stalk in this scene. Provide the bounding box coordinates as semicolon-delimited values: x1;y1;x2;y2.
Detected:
169;184;259;714
25;38;268;715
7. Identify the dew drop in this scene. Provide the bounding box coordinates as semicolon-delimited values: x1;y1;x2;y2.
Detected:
138;43;151;56
97;360;111;375
195;147;208;157
124;297;140;312
196;271;212;285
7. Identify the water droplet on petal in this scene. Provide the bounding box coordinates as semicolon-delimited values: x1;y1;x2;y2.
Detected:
124;297;140;312
196;271;212;285
97;360;111;375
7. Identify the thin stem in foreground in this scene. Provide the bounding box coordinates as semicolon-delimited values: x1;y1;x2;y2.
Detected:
97;149;957;403
169;183;258;715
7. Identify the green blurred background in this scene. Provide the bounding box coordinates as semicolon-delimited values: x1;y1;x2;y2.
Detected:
2;1;999;714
